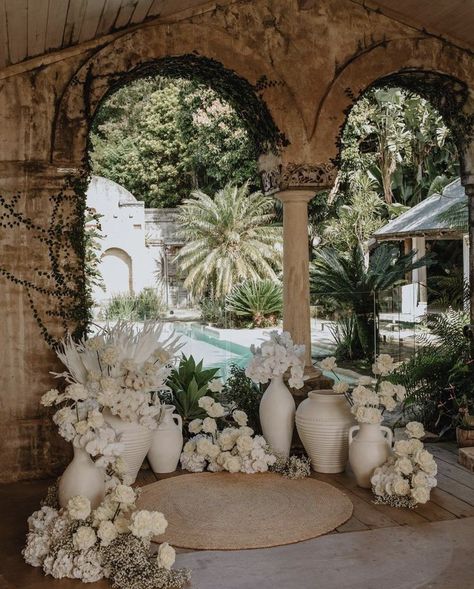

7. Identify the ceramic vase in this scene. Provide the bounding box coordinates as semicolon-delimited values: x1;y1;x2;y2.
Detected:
58;446;105;509
348;423;393;488
103;409;153;483
295;390;354;473
259;375;295;457
148;405;183;473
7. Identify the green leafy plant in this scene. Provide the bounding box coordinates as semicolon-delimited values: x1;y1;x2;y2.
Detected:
104;288;166;321
198;297;233;327
391;309;471;437
175;183;282;299
311;243;434;360
163;355;220;429
225;280;282;327
221;364;263;434
329;315;361;361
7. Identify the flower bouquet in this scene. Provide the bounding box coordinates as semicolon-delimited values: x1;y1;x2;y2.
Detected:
43;321;182;487
180;396;277;473
371;421;437;507
245;331;305;456
23;475;189;588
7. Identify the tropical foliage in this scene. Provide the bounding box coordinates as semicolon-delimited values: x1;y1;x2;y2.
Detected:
310;244;434;360
89;77;259;208
225;279;283;327
103;288;166;320
175;183;282;299
391;310;473;437
221;364;263;434
162;355;221;429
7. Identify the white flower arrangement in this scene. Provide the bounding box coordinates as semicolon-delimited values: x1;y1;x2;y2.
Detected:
371;422;437;508
322;354;406;425
180;398;277;474
42;322;182;469
23;474;189;588
245;331;305;389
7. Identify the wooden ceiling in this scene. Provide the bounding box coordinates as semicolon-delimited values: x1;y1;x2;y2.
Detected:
1;0;474;71
0;0;211;69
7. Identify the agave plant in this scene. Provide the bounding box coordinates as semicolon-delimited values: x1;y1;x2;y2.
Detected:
310;244;434;360
225;279;283;327
164;355;221;429
174;183;282;299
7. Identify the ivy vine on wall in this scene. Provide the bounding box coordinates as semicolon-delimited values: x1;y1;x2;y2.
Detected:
0;167;92;347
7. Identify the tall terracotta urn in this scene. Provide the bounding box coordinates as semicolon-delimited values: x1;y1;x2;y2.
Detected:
295;390;354;473
259;375;295;457
103;409;153;483
349;423;393;488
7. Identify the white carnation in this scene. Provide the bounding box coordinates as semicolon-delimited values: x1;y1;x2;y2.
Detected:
208;379;223;393
97;520;118;546
202;417;217;434
129;510;168;539
67;496;91;520
156;542;176;570
333;381;349;394
197;396;215;411
320;356;337;371
111;484;136;505
73;526;97;551
232;410;248;426
207;402;225;418
41;389;60;407
188;419;203;434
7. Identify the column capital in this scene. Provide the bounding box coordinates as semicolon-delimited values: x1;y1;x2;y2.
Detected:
260;161;337;194
276;189;315;204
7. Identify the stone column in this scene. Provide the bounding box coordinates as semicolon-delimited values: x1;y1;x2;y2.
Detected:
277;190;319;375
412;236;427;312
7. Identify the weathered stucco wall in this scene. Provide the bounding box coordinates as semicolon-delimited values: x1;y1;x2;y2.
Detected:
1;0;474;482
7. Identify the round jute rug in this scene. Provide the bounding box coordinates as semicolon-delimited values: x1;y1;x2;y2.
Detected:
137;472;353;550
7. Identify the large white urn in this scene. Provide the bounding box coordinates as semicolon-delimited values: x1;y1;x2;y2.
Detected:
148;405;183;474
348;423;393;488
58;447;105;509
103;409;153;483
296;390;354;473
259;375;295;457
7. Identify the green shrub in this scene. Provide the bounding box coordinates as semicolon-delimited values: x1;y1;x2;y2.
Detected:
221;364;263;434
162;355;221;430
104;288;166;321
225;280;282;327
199;297;235;327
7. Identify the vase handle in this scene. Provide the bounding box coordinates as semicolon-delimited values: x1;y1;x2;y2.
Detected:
173;414;183;431
381;425;393;448
348;425;359;445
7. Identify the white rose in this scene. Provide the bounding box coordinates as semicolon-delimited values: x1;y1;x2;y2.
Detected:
407;438;423;454
207;402;225;418
208;379;223;393
188;419;203;434
97;520;118;546
415;450;437;476
41;389;60;407
232;410;248;427
197;396;215;411
73;526;97;551
412;471;429;488
394;440;411;457
202;417;217;434
333;381;349;394
111;485;136;505
395;457;413;476
411;486;430;504
393;477;410;496
406;421;425;439
67;496;91;520
320;356;337;371
156;542;176;570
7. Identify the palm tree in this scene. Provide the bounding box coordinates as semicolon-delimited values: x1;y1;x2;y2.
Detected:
175;183;282;299
310;244;434;360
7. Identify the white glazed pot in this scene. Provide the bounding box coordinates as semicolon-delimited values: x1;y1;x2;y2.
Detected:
103;409;153;483
259;375;295;457
58;446;105;509
148;405;183;473
296;390;354;473
348;423;393;488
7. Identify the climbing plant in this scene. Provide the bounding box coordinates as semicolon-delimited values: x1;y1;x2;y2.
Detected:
0;168;92;347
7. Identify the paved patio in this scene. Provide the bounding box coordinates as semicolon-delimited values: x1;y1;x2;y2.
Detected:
1;443;473;589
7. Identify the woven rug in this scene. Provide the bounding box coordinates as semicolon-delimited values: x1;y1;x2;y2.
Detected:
137;472;353;550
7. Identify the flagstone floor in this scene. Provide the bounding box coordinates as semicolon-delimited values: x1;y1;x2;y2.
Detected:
1;442;473;589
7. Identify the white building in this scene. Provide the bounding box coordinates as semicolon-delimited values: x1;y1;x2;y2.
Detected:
86;175;188;309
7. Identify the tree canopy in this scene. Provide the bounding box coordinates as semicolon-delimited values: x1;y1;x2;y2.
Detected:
89;76;260;208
